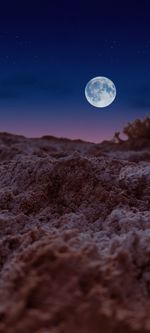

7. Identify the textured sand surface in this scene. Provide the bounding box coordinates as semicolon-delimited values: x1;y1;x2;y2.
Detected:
0;133;150;332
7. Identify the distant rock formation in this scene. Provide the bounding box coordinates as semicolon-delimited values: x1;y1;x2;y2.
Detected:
113;117;150;149
123;117;150;141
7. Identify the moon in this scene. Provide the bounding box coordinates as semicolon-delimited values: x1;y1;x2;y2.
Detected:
85;76;116;108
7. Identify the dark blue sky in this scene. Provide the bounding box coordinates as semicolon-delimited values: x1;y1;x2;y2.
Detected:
0;0;150;142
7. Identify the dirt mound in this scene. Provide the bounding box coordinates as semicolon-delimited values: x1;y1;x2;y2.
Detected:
0;133;150;333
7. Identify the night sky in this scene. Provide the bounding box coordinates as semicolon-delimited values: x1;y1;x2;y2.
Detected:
0;0;150;142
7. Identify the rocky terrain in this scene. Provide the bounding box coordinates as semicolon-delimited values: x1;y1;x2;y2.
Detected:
0;131;150;332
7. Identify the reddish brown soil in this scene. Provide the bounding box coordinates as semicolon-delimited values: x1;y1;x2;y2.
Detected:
0;133;150;333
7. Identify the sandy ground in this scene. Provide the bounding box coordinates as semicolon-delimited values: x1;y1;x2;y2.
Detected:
0;133;150;332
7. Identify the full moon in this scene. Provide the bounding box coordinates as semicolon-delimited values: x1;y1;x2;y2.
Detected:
85;76;116;108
